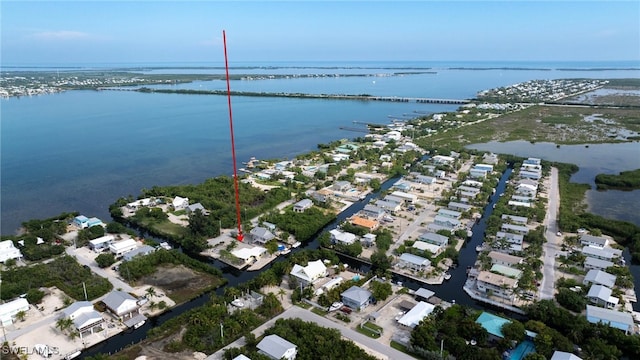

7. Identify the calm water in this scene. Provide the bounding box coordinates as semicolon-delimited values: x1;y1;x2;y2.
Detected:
468;141;640;226
1;62;639;233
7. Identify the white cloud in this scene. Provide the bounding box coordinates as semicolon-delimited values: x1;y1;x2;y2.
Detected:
28;30;92;41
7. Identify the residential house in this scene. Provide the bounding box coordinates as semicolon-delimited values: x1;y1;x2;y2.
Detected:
383;195;405;205
448;202;473;212
416;175;436;184
293;199;313;213
103;290;144;326
186;203;207;215
392;181;413;192
501;223;529;235
457;186;481;195
329;229;357;245
109;239;138;257
350;216;379;232
398;253;431;271
123;245;155;261
490;264;522;279
73;215;101;229
586;285;618;308
550;351;583;360
427;223;452;234
511;195;535;203
250;227;276;245
289;260;327;287
488;251;524;267
433;215;460;229
332;181;351;192
61;301;104;337
462;179;483;188
88;235;115;252
432;155;454;165
474;164;494;172
172;196;189;211
413;241;442;256
476;271;518;301
519;170;542;180
0;240;23;263
583;269;616;288
257;334;298;360
585;305;635;334
581;246;622;261
126;198;152;210
341;286;372;310
501;214;528;225
375;200;401;214
361;233;376;247
419;232;449;247
397;301;436;328
438;209;461;219
361;205;385;220
0;298;29;326
580;234;609;248
523;158;541;166
231;247;267;264
469;168;488;179
390;191;417;203
584;257;615;271
508;200;532;208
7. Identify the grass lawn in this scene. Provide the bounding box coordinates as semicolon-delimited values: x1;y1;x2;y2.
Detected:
311;307;328;316
356;326;381;339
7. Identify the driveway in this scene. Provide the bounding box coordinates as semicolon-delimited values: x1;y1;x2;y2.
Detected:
539;167;561;300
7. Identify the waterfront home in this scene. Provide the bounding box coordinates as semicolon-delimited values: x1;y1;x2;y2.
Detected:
458;186;481;195
361;233;376;247
586;285;618;308
523;158;541;166
392;181;413;192
469;168;488;179
427;223;452;234
496;231;524;245
350;216;379;232
462;179;483;188
583;269;616;288
502;214;528;225
171;196;189;211
60;301;104;337
384;195;405;205
580;234;609;248
186;202;207;215
515;184;537;196
488;251;524;267
103;290;145;326
374;199;401;214
341;286;372;310
73;215;103;229
250;227;276;245
414;288;435;302
519;169;542;180
126;198;152;210
123;245;155;261
398;253;431;272
0;298;29;326
331;153;350;162
490;264;522;279
398;301;436;328
332;180;351;192
551;351;583;360
432;155;455;165
0;239;23;263
433;215;461;229
448;201;473;212
501;223;529;235
308;189;330;203
581;246;622;261
274;160;293;171
109;238;138;257
390;190;418;203
474;164;494;172
257;334;298;360
329;229;357;245
231;246;267;264
292;199;313;213
482;153;500;165
477;271;518;301
416;175;436;184
361;204;385;220
289;259;327;287
584;257;615;271
413;241;443;256
419;232;449;247
88;235;116;252
438;208;462;219
585;305;635;334
511;195;535;203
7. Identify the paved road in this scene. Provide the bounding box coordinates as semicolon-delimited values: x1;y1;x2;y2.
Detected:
65;247;134;293
539;167;561;300
207;306;415;360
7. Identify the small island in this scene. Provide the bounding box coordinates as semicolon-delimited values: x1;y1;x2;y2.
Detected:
595;169;640;190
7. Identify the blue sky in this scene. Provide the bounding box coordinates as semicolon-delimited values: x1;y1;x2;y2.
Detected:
2;1;638;64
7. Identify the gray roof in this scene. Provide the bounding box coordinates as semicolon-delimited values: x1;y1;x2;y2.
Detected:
186;203;206;212
419;232;449;245
62;301;93;318
584;257;614;269
580;234;608;246
399;253;430;266
587;284;612;300
550;351;583;360
584;269;616;288
341;285;372;304
257;334;296;359
586;305;634;331
415;288;435;300
294;199;313;208
72;311;103;330
103;290;136;311
250;227;275;241
123;245;155;260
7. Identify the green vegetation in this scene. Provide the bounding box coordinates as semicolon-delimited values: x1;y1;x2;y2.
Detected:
1;255;112;301
263;207;335;242
595;169;640;190
118;249;223;282
223;317;379;360
95;253;116;268
0;212;76;261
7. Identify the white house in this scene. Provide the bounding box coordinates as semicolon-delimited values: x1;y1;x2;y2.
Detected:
390;191;417;203
293;199;313;213
551;351;583;360
419;232;449;247
580;234;608;248
329;229;357;245
583;269;616;288
584;257;615;271
109;239;138;257
88;235;115;252
488;251;524;267
398;253;431;271
587;285;618;309
586;305;635;334
477;271;518;301
0;240;23;263
501;214;528;225
289;260;327;287
102;290;141;321
172;196;189;210
398;301;436;328
123;245;156;261
438;209;461;219
250;227;276;245
581;246;622;261
501;223;529;235
0;298;29;326
61;301;104;336
257;334;297;360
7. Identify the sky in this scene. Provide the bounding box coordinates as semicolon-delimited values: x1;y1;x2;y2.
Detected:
1;1;639;65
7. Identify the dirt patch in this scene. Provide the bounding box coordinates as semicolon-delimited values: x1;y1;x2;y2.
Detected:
138;264;220;304
116;327;204;360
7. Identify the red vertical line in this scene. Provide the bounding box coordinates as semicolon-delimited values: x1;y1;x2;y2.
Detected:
223;30;244;241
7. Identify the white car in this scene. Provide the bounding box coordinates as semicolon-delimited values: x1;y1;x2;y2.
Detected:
556;232;562;236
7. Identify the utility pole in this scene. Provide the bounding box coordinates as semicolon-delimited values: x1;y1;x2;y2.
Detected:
82;282;88;301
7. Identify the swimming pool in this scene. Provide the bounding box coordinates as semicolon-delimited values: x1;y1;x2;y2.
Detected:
508;340;536;360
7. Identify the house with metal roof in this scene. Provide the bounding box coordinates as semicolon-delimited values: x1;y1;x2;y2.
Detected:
583;269;616;288
172;196;189;210
448;201;473;212
186;202;207;215
123;245;156;261
398;301;436;328
0;298;29;326
103;290;145;327
413;241;443;256
329;229;357;245
477;271;518;300
419;232;449;247
581;246;622;261
438;209;461;219
587;285;618;308
414;288;435;301
398;253;431;271
586;305;635;334
293;199;313;213
390;191;418;203
88;235;115;252
501;214;528;225
580;234;608;248
488;251;524;267
109;238;138;257
490;264;522;279
257;334;297;360
584;257;615;271
289;260;327;287
550;351;583;360
61;301;104;337
250;227;276;245
0;240;23;263
433;215;460;229
341;286;372;310
501;223;529;235
361;204;386;220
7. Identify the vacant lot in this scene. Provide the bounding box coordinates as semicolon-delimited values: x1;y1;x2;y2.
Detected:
139;264;221;304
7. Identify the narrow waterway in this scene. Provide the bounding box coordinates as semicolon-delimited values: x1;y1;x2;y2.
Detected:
82;168;517;358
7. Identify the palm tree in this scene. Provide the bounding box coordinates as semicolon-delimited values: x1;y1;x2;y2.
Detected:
278;288;286;300
145;287;156;298
15;310;26;322
56;317;73;332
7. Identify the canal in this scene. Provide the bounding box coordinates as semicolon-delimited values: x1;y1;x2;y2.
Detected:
81;168;513;358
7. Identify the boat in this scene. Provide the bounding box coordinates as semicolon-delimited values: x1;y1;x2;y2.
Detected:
281;248;291;255
467;230;473;237
231;299;244;307
292;241;301;248
133;320;146;329
329;302;343;312
64;350;82;360
159;242;172;250
444;273;451;280
475;244;484;252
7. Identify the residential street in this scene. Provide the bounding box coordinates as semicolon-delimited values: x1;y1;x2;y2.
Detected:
539;167;561;300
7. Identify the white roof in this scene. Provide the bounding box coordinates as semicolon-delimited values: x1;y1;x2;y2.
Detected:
398;301;435;328
586;305;634;332
415;288;435;299
550;351;583;360
399;253;430;266
329;229;357;244
0;298;29;317
290;260;327;283
584;269;616;288
413;241;442;254
89;235;115;246
232;247;267;261
109;238;138;252
587;284;612;300
103;290;138;315
257;334;296;359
